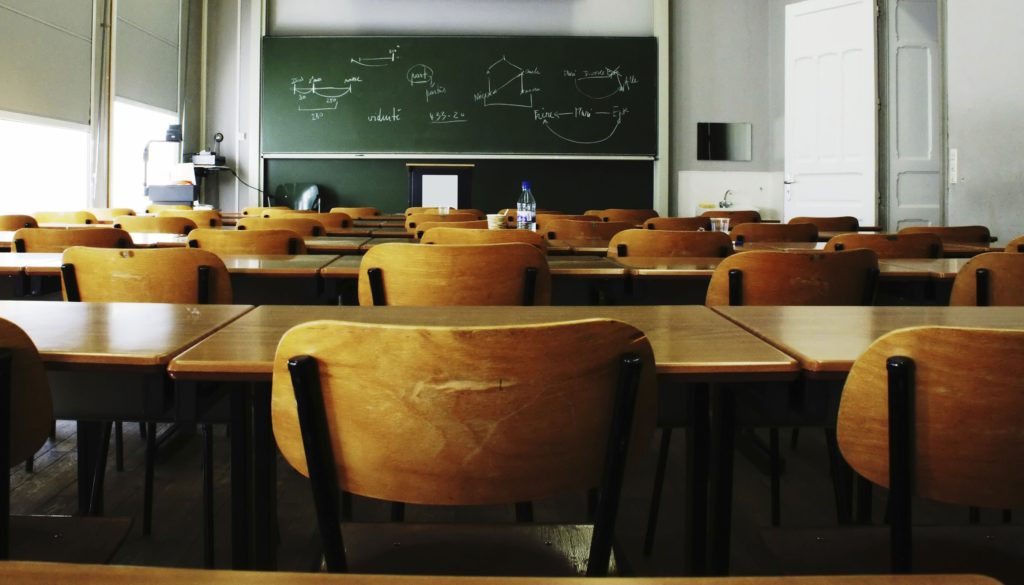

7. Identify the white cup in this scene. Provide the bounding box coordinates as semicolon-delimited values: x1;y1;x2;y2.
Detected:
437;206;451;216
486;214;505;230
710;217;730;233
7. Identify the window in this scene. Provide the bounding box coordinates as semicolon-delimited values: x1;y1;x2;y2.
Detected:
0;113;90;214
109;98;179;212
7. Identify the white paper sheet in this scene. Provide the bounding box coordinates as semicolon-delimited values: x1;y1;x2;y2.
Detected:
421;174;459;208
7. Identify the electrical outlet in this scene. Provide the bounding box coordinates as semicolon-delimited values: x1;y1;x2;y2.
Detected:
948;148;958;184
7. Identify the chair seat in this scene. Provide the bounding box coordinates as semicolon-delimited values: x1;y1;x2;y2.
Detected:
338;522;618;576
9;515;132;564
760;525;1024;582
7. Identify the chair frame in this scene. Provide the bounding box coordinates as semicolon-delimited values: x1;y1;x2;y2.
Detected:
60;264;215;304
284;347;645;574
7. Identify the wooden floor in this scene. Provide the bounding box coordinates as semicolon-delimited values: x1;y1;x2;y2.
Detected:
9;416;1022;579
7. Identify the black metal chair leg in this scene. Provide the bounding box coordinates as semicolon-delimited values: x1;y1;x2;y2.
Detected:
643;426;673;555
24;454;33;473
203;423;215;568
143;422;156;536
789;427;800;449
770;427;781;526
515;501;533;522
115;421;124;472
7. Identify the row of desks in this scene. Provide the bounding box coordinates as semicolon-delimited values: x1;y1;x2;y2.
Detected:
4;300;1022;573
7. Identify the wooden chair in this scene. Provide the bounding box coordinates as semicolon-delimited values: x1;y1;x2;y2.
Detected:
272;318;656;575
701;209;762;226
607;229;733;258
0;215;38;230
1;318;132;562
11;228;132;253
898;225;992;244
949;252;1024;306
420;226;547;250
535;214;600;235
241;206;289;216
187;228;307;255
788;216;860;232
145;204;192;214
59;246;232;555
238;216;326;237
543;219;633;241
88;208;136;222
113;215;198;235
405;207;485;218
730;222;818;245
413;220;487;239
358;243;550;306
404;213;480;234
644;216;711;231
265;211;353;230
1004;234;1024;253
838;326;1024;574
157;209;223;228
330;206;380;218
585;208;659;224
33;211;97;225
824;233;943;258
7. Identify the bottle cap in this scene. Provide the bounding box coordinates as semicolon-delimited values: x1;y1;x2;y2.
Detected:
521;180;532;190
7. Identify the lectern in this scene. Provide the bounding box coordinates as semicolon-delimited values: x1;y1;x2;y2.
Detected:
407;163;474;209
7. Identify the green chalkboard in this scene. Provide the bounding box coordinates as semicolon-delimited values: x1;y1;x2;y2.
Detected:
261;36;657;156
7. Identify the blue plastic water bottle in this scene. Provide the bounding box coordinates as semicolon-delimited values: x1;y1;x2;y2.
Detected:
516;181;536;231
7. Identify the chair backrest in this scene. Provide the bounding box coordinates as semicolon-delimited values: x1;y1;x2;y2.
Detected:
838;325;1024;573
823;233;942;259
607;229;733;258
33;211;97;225
157;209;223;228
406;207;485;218
404;212;480;233
1005;234;1024;253
543;219;633;241
644;216;712;231
731;222;818;244
113;215;198;235
534;214;601;235
948;252;1024;306
705;249;879;306
788;216;860;232
0;215;38;231
237;216;326;237
272;318;656;573
420;226;547;250
266;211;352;230
413;220;487;239
88;208;136;222
329;207;380;218
585;209;660;224
700;209;762;226
242;206;289;216
897;225;991;244
145;204;192;214
12;228;133;253
358;242;551;306
0;317;54;472
60;247;232;303
187;228;307;255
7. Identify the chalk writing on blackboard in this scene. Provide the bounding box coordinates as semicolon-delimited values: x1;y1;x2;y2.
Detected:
407;64;448;103
290;76;361;116
536;105;630;145
565;66;640;99
428;111;467;124
473;56;540;108
351;45;400;68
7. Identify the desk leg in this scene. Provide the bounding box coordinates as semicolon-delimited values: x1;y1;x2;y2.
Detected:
230;386;250;569
252;382;277;570
76;421;107;516
708;385;735;576
685;384;709;575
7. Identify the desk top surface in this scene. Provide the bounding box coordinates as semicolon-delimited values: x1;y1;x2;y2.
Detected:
714;305;1024;374
169;305;798;382
6;253;341;278
320;255;626;278
0;561;999;585
0;301;252;370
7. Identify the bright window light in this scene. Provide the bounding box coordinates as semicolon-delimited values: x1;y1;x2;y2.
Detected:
109;98;179;212
0;114;89;215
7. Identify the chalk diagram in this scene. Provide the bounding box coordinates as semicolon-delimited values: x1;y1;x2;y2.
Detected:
473;56;539;108
534;105;630;145
573;66;639;100
350;45;400;67
407;64;448;103
290;75;362;113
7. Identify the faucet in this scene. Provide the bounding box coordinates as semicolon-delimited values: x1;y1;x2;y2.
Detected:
719;189;733;208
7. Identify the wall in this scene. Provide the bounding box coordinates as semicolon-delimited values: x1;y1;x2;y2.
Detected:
945;0;1024;242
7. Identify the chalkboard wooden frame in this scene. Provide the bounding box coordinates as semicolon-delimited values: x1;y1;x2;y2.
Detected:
261;36;657;157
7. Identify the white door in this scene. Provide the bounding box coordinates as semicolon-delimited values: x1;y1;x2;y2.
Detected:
887;0;942;231
785;0;877;225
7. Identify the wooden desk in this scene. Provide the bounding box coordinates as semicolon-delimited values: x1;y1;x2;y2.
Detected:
0;560;1001;585
319;255;627;280
545;238;610;255
369;226;415;238
302;236;371;254
324;227;374;237
741;241;827;251
880;258;969;280
169;305;797;571
613;257;723;279
11;253;338;279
